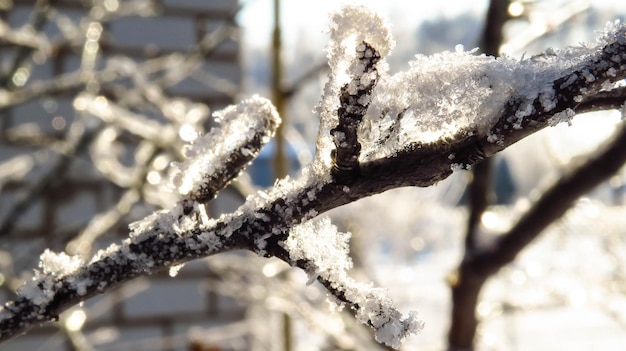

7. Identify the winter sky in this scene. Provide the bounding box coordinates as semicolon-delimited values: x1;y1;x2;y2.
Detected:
237;0;489;50
237;0;624;51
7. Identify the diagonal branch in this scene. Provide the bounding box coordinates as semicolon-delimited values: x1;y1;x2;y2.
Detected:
471;122;626;275
2;9;626;348
356;31;626;193
0;97;283;342
448;118;626;349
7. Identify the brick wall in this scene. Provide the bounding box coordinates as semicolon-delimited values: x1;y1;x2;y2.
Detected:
0;1;251;350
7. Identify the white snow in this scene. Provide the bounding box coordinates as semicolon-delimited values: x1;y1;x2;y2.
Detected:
313;5;626;163
18;276;55;306
314;4;394;169
170;95;280;199
11;250;86;310
39;249;83;277
284;217;423;349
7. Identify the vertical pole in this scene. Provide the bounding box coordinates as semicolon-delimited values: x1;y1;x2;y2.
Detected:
271;3;292;351
272;0;288;180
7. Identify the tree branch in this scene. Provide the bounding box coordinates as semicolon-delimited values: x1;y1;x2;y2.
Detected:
448;119;626;349
356;30;626;192
472;122;626;275
464;0;508;253
0;0;59;90
331;41;380;183
2;7;626;348
0;122;101;237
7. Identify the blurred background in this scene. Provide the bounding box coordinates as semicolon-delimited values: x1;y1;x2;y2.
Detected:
1;0;626;350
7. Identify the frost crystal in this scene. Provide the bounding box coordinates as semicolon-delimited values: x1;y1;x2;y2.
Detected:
314;6;626;164
285;217;352;277
18;276;55;306
285;218;423;349
168;264;184;277
314;4;393;169
39;249;83;277
549;108;576;126
14;250;85;310
170;95;280;201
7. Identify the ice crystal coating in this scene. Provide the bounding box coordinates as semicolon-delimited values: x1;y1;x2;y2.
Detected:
170;95;280;201
315;4;394;169
12;250;87;313
285;218;423;349
316;8;626;164
549;108;576;126
285;217;352;279
359;43;606;159
39;249;83;277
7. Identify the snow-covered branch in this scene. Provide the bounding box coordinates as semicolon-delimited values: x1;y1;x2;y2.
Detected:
282;218;423;348
0;96;282;342
352;20;626;193
2;4;626;349
170;96;281;205
331;41;381;182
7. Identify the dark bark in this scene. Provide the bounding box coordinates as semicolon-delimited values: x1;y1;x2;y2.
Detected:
464;160;493;252
448;266;489;350
2;16;626;345
331;42;380;183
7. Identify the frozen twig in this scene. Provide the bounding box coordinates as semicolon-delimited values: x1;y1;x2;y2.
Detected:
282;217;423;348
2;5;626;349
331;41;380;182
0;0;58;90
170;95;280;205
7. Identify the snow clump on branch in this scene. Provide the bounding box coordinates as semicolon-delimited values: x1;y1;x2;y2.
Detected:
170;95;280;202
316;6;626;166
314;4;394;170
284;217;423;349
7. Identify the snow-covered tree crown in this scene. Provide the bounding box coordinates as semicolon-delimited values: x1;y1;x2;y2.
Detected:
2;4;626;349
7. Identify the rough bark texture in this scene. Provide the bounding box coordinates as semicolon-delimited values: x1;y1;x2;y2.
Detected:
2;12;626;346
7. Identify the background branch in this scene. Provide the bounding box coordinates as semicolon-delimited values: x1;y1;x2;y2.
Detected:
449;121;626;349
